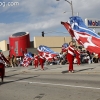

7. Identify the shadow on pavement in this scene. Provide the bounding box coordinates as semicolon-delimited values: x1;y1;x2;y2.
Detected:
28;68;36;70
5;74;20;78
0;75;40;85
0;81;13;85
61;67;96;74
62;70;69;74
6;69;18;72
74;67;95;73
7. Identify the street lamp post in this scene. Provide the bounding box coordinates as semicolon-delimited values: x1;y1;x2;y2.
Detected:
63;11;79;16
56;0;74;17
65;0;73;16
64;0;77;45
56;0;76;44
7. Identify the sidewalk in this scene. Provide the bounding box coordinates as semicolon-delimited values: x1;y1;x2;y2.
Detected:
5;63;100;74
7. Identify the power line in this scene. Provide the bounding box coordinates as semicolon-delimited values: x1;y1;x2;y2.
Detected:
43;30;69;34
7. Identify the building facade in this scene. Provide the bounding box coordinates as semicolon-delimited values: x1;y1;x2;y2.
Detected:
0;40;8;51
0;36;80;56
34;36;72;53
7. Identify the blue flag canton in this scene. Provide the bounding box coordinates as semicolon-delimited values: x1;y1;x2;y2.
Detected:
39;45;58;54
69;16;100;38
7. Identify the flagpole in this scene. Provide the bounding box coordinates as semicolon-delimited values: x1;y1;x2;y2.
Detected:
56;0;74;42
64;0;75;43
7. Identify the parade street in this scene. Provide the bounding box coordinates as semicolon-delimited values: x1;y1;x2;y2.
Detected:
0;63;100;100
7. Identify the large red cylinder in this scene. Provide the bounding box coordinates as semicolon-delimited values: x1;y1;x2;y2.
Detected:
9;32;30;57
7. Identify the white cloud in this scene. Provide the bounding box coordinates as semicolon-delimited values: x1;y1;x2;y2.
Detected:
0;0;100;42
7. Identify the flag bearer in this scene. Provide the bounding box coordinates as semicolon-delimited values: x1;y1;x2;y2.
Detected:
34;54;39;68
39;54;45;70
67;41;75;73
0;51;9;82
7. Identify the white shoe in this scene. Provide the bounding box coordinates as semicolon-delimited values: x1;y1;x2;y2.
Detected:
71;70;74;73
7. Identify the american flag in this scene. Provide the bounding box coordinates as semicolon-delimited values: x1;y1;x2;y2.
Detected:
21;52;33;67
62;43;69;52
61;16;100;54
37;45;58;61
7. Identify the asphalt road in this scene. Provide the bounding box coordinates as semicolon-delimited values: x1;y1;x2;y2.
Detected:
0;70;100;100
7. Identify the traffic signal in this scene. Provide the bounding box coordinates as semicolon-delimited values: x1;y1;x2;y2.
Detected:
42;31;44;37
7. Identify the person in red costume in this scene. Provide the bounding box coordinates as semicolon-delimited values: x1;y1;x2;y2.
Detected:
75;48;81;65
0;52;9;82
34;53;39;68
67;41;75;73
39;54;45;70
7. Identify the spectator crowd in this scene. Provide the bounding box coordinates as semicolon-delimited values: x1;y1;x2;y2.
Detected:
4;49;100;68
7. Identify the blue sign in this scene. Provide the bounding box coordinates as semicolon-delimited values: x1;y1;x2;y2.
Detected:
88;20;100;26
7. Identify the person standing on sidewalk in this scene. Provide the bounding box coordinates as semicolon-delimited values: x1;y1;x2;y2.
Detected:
67;41;75;73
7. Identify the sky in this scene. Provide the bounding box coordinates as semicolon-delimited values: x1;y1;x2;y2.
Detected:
0;0;100;42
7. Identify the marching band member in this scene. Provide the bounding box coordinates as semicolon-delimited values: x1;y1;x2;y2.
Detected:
34;53;39;68
39;54;45;70
0;52;9;82
75;48;81;65
67;41;75;73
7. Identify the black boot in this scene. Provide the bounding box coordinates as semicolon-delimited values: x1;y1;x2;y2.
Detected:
1;77;3;82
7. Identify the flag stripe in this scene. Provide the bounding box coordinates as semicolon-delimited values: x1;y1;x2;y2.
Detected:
61;16;100;54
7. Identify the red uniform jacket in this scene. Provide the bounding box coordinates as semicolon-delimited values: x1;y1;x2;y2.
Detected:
75;50;80;65
75;50;80;58
0;53;9;77
67;46;75;71
34;55;39;61
0;53;9;68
